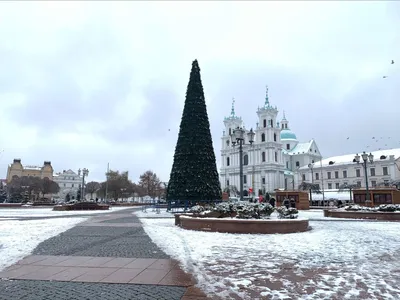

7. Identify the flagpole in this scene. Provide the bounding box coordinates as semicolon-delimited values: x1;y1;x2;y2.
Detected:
105;163;109;201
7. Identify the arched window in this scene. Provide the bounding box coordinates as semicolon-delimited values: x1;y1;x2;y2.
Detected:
274;152;278;162
243;154;249;165
226;140;230;147
296;161;300;167
262;152;266;162
261;133;266;142
226;157;230;166
229;128;232;135
273;133;277;142
263;119;266;128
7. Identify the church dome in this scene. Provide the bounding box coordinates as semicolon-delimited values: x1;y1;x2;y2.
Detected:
281;129;297;140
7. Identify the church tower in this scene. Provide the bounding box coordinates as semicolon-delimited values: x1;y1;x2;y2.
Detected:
255;86;285;192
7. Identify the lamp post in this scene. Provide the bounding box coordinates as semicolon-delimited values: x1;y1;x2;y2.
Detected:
354;152;374;205
79;168;89;202
308;163;314;204
248;129;255;201
230;127;254;201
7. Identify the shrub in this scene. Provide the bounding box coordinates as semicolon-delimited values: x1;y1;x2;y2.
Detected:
276;207;299;219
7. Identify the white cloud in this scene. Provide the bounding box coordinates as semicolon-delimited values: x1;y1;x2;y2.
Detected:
0;1;398;183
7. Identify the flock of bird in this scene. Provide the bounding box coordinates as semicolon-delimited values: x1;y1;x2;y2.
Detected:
345;136;399;151
382;60;395;79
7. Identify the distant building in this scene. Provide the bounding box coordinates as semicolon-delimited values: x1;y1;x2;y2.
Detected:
53;169;82;201
299;148;400;190
6;159;53;183
220;87;322;195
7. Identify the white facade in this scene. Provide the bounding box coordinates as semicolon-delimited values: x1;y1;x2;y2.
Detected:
299;148;400;190
53;169;82;200
219;88;322;195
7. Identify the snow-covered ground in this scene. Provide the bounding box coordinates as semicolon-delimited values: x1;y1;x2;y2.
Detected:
0;207;132;271
136;209;400;299
0;217;84;271
0;206;132;218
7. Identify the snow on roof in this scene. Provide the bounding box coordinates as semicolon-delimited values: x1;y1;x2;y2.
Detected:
311;190;351;201
300;148;400;170
283;141;312;155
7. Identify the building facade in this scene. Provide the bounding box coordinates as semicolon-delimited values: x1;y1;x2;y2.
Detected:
53;169;82;200
219;87;322;195
299;148;400;190
6;159;53;183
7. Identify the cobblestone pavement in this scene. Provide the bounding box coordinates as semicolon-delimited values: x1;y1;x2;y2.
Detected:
0;208;208;300
0;280;186;300
32;210;169;259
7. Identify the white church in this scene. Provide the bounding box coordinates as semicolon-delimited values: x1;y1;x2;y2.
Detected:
219;87;322;196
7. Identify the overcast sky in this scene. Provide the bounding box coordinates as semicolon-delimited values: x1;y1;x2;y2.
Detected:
0;1;399;183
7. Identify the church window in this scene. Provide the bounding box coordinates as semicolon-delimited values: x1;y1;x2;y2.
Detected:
262;177;266;184
302;174;306;181
226;180;230;186
226;157;230;166
269;119;273;127
286;144;290;150
261;133;265;142
273;133;277;142
243;154;249;165
72;184;74;187
285;124;288;129
226;140;230;146
295;161;300;167
261;152;266;162
229;128;231;135
263;119;266;128
282;124;284;129
286;161;289;168
275;152;278;162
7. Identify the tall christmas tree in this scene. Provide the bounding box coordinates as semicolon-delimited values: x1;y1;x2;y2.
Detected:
166;60;222;202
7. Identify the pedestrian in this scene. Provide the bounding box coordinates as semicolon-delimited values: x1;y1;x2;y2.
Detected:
259;195;264;203
290;198;296;208
283;197;290;209
337;200;343;208
269;197;275;207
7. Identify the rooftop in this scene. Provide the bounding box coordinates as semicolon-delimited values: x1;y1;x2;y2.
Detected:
299;148;400;170
283;140;317;156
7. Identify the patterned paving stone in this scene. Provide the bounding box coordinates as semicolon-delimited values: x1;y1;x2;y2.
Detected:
0;280;186;300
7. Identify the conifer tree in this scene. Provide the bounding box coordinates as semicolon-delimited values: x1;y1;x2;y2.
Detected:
166;60;222;202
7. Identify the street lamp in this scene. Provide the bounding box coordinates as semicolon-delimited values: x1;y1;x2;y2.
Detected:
230;127;254;201
308;163;314;205
248;128;255;201
354;152;374;205
79;168;89;202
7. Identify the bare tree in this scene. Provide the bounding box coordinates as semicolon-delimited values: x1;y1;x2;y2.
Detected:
338;183;358;202
85;181;101;199
377;180;400;189
138;170;162;198
298;182;321;193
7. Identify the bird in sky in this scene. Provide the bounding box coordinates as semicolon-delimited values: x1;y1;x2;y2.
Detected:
347;137;349;140
391;60;395;64
383;76;388;78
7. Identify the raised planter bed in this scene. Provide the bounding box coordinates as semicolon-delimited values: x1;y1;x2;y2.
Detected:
53;202;110;211
178;215;309;234
0;203;23;208
324;209;400;221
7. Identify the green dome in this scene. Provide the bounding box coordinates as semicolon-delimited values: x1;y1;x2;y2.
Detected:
281;129;297;140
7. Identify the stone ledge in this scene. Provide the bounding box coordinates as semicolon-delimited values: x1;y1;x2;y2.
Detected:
179;215;309;234
324;209;400;221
